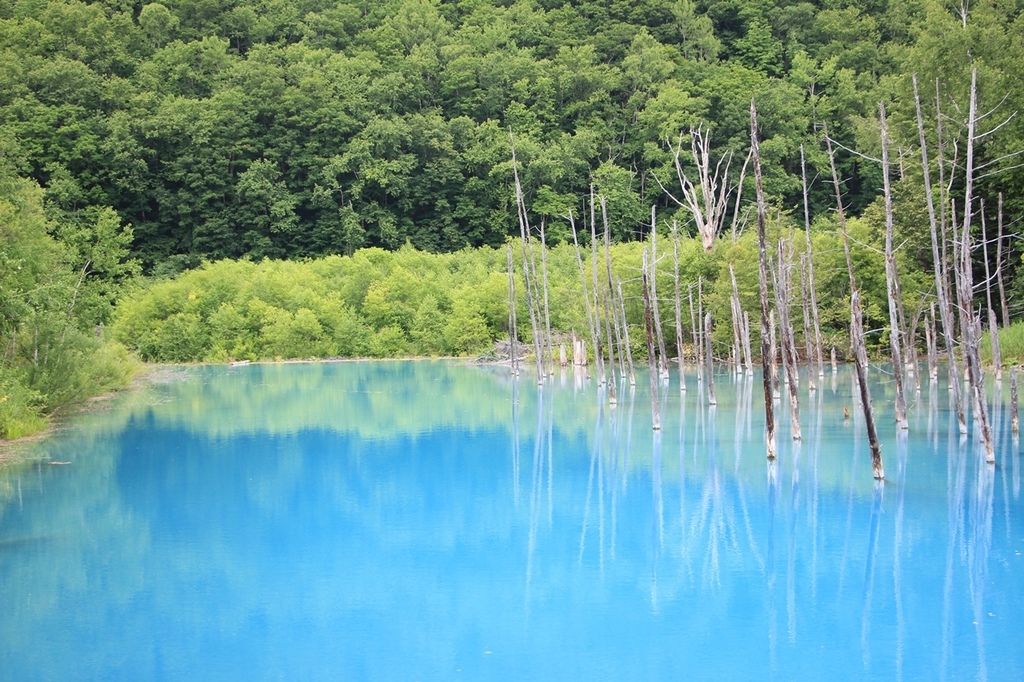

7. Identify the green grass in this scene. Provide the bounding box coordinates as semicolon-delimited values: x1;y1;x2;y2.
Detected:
981;321;1024;366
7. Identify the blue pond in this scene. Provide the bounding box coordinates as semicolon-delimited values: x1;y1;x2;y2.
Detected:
0;361;1022;680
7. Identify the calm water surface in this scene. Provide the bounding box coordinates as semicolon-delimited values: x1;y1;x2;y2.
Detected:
1;361;1022;681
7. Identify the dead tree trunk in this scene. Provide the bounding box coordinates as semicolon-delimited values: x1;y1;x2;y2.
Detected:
642;249;661;429
650;207;669;378
672;222;687;392
1012;366;1019;433
704;312;717;406
800;145;826;379
775;239;802;440
913;74;967;434
660;125;733;252
751;99;776;460
880;102;909;430
618;277;636;386
538;218;555;376
997;193;1010;326
591;188;607;387
689;284;702;377
799;253;816;390
601;197;626;381
927;303;939;381
956;68;995;463
510;131;544;384
825;125;884;480
507;243;519;376
729;264;744;373
981;202;1003;379
568;210;600;374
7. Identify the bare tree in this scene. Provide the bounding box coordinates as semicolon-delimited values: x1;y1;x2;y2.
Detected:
751;100;776;460
880;102;909;430
671;221;687;391
914;74;967;434
642;248;661;429
825;125;884;480
954;68;994;463
659;125;734;252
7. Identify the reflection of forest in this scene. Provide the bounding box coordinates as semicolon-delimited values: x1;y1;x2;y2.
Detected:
0;362;1020;679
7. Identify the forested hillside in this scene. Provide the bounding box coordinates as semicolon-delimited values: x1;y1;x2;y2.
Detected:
1;0;1022;273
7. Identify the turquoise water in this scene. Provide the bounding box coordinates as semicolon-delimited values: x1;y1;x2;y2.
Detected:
1;361;1022;681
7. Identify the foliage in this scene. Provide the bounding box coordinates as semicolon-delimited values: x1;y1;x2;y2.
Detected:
0;166;139;439
0;0;1017;294
113;221;925;364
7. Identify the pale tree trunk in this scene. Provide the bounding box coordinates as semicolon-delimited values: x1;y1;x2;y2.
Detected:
507;243;519;377
799;253;816;390
956;68;995;463
751;99;776;460
509;131;544;384
567;210;599;375
650;207;669;378
927;303;939;381
981;202;1003;379
704;312;717;406
601;197;626;381
672;222;687;391
880;102;908;429
689;284;702;377
800;145;825;379
729;264;744;373
997;193;1010;326
538;218;555;376
660;125;733;252
591;188;607;388
1012;366;1019;433
642;248;662;429
618;277;636;386
597;198;618;404
913;74;966;434
825;125;884;480
774;239;801;440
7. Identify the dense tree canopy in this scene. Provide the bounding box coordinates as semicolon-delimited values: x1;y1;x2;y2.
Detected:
0;0;1020;278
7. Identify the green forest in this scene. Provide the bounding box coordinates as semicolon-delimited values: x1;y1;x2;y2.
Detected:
2;0;1024;438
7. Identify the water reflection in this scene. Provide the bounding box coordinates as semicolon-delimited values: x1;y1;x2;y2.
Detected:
1;362;1022;680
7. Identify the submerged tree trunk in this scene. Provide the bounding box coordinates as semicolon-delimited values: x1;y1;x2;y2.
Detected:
506;243;519;377
956;69;994;463
774;239;801;440
618;277;636;386
801;145;825;379
826;125;884;480
510;132;544;384
997;193;1010;327
650;207;669;379
642;248;661;429
751;100;776;461
568;210;599;375
880;102;908;430
672;222;687;391
914;74;966;434
704;312;717;406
